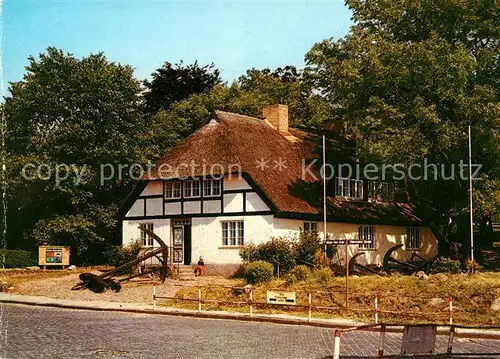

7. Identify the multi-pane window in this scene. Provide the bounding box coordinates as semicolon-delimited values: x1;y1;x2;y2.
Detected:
184;180;201;198
335;178;363;200
203;179;221;197
405;227;421;250
165;182;181;199
222;221;244;246
358;225;375;249
140;223;154;247
303;222;318;232
368;181;395;202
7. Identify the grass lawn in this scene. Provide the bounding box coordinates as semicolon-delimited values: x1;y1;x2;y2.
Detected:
165;272;500;326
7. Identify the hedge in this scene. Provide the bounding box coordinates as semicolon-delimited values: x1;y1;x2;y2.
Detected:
0;249;37;268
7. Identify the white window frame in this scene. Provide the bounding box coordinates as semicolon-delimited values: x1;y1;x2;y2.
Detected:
140;223;154;247
221;220;244;247
165;181;181;199
358;225;375;249
303;222;318;233
405;227;421;250
203;179;221;197
184;180;201;198
335;178;363;200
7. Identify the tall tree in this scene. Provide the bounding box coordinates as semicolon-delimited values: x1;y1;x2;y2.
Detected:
5;48;146;262
305;0;500;254
143;61;222;114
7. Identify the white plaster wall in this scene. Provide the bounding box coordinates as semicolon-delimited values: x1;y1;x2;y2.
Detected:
141;181;163;196
190;215;274;265
126;199;144;217
122;219;171;247
223;175;251;191
165;202;181;215
245;192;270;212
184;201;201;214
146;198;163;216
203;200;221;214
223;193;243;213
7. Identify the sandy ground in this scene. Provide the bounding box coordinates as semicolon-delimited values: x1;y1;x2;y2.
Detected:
6;269;240;303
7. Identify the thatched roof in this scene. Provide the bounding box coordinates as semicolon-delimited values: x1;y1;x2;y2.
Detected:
143;110;422;225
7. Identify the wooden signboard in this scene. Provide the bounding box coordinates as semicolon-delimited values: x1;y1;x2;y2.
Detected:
38;246;70;269
266;290;296;305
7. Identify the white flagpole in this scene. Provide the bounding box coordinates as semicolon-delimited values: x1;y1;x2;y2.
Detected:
468;125;474;262
323;134;328;257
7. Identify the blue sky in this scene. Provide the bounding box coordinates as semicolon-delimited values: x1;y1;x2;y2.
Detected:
3;1;351;95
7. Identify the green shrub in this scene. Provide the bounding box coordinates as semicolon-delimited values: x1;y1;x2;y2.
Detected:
430;257;461;274
103;240;142;267
0;249;37;268
243;260;274;284
295;231;322;267
286;265;312;284
257;237;296;275
239;243;259;263
312;267;334;285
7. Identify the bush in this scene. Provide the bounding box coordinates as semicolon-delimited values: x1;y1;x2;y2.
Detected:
430;257;461;274
103;240;142;267
286;265;312;284
239;237;296;276
313;250;331;269
243;261;274;284
239;243;259;263
0;249;37;268
295;231;322;267
312;267;334;285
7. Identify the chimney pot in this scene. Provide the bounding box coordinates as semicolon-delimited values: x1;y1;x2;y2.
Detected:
263;104;289;133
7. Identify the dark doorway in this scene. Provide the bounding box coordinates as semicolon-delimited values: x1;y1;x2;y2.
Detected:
183;225;192;265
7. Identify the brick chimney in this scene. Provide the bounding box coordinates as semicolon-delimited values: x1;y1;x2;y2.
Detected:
263;104;289;134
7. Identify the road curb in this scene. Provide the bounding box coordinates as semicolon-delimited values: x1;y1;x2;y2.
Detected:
1;295;499;339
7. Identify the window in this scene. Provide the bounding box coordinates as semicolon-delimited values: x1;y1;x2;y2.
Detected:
358;225;375;249
368;181;395;202
406;227;421;250
303;222;318;232
184;180;200;198
165;182;181;199
140;223;154;247
203;179;221;197
222;221;244;246
335;178;363;200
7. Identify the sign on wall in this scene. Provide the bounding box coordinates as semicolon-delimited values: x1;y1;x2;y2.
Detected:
266;290;296;305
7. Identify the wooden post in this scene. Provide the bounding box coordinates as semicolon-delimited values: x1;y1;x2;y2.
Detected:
447;326;455;358
378;324;386;358
198;286;202;312
249;290;253;317
333;329;341;359
345;240;349;309
308;292;312;322
449;298;453;325
375;296;379;324
153;286;157;311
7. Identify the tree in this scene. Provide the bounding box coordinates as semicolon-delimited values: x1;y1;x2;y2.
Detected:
143;61;222;114
305;0;500;254
4;48;146;262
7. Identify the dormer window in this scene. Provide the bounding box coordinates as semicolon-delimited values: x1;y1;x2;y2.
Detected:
335;178;363;200
184;180;200;198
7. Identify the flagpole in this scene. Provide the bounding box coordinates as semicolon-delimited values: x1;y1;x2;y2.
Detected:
323;134;328;258
468;125;474;262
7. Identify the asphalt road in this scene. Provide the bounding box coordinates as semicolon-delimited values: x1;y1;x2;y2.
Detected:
1;304;500;359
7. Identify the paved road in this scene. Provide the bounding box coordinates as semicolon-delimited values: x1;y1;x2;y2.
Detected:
0;304;500;359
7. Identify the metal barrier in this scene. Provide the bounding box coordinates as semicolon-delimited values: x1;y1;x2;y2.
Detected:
332;323;500;358
152;284;459;324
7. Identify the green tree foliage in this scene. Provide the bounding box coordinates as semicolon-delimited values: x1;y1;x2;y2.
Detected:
4;48;146;262
143;61;221;114
305;0;500;252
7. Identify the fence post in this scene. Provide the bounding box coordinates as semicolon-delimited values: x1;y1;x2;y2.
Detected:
333;329;341;359
378;324;386;358
447;326;455;358
449;297;453;325
308;292;312;322
153;286;157;311
249;290;253;317
375;296;379;324
198;286;202;312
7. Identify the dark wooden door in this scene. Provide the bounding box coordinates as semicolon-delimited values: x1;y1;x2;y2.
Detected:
183;225;192;265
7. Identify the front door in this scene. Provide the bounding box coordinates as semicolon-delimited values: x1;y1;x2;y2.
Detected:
183;225;192;265
172;221;192;265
